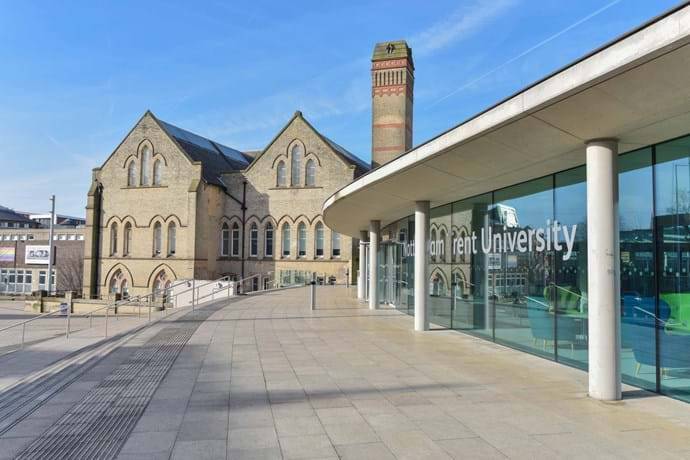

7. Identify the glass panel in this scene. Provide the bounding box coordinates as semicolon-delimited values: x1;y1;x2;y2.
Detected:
429;204;451;328
618;148;656;390
493;177;554;359
451;192;493;339
554;166;588;369
655;136;690;402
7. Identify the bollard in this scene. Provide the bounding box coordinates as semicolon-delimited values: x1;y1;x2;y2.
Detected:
309;272;316;311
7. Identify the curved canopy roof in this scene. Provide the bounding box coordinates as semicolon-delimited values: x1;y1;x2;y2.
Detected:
324;4;690;237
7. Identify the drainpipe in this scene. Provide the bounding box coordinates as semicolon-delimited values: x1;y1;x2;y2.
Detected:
241;180;247;281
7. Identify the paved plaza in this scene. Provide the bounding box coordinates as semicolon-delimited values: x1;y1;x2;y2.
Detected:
1;287;690;459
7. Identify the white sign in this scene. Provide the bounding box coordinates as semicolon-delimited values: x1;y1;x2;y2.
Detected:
401;220;578;261
25;245;50;265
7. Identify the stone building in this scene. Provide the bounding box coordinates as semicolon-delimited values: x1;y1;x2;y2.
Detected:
82;110;370;299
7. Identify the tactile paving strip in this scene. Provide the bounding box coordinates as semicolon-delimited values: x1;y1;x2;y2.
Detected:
15;301;226;460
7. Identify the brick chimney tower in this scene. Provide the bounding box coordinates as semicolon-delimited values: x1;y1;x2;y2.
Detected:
371;41;414;168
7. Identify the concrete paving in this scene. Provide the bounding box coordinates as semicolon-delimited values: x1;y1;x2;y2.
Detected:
2;286;690;459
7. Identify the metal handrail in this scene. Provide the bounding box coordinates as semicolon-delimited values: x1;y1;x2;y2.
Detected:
0;308;63;334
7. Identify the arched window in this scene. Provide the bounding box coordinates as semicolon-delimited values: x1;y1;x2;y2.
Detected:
110;223;118;256
331;231;341;257
264;223;274;257
123;222;132;256
297;222;307;257
109;269;123;294
153;271;168;299
306;159;316;186
315;222;324;257
127;162;137;187
141;145;151;186
121;279;129;299
430;273;445;297
221;223;230;256
430;229;437;262
153;159;162;186
277;161;287;187
282;223;290;257
231;223;240;256
153;222;162;256
451;231;458;262
250;223;258;257
167;222;176;255
439;229;447;262
291;144;302;186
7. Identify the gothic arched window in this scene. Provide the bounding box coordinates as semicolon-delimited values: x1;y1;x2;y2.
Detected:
264;223;274;257
231;223;240;256
141;145;151;186
315;222;324;257
297;222;307;257
291;144;302;186
221;223;230;256
167;222;176;255
153;159;162;185
277;161;287;187
127;162;137;187
110;223;118;256
305;159;316;186
153;222;162;256
282;223;290;257
331;231;341;258
250;223;258;257
123;222;132;256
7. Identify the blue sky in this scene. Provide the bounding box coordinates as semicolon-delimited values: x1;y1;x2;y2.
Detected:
0;0;681;217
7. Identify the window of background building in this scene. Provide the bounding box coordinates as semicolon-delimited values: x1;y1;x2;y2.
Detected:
306;159;316;186
291;144;302;186
167;222;176;255
153;159;162;186
277;161;287;187
141;145;151;185
331;231;341;257
315;222;324;257
282;223;290;257
298;223;307;257
231;223;240;256
221;223;230;256
128;162;137;186
110;223;118;256
265;223;273;257
124;223;132;256
153;222;162;256
250;223;258;256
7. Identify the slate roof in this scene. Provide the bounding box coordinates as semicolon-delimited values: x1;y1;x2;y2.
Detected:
322;136;370;171
158;119;251;187
0;205;32;224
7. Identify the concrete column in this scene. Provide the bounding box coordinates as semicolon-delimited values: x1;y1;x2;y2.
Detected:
415;201;430;331
357;230;368;301
368;221;380;310
586;139;621;401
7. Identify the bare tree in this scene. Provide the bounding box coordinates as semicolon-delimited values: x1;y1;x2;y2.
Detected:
57;244;84;295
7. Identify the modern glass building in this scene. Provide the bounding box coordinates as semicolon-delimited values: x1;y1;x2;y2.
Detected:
324;5;690;403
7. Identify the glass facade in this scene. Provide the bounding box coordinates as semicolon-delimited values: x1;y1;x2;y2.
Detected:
375;133;690;404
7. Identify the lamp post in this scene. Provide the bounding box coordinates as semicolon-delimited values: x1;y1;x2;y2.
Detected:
47;195;55;295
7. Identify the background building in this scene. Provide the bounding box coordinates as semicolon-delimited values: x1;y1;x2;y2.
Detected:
83;110;370;299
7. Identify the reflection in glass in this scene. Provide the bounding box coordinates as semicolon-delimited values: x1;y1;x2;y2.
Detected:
655;137;690;402
493;177;554;359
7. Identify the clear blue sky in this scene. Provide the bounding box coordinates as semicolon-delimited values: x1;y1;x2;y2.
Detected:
0;0;681;217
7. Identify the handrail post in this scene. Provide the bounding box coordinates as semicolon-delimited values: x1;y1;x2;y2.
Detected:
192;279;196;311
66;304;71;339
148;296;152;323
21;323;26;349
105;306;109;337
310;272;316;311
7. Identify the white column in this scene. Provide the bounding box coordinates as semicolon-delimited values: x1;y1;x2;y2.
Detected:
415;201;430;331
358;230;368;301
368;221;380;310
586;139;621;401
